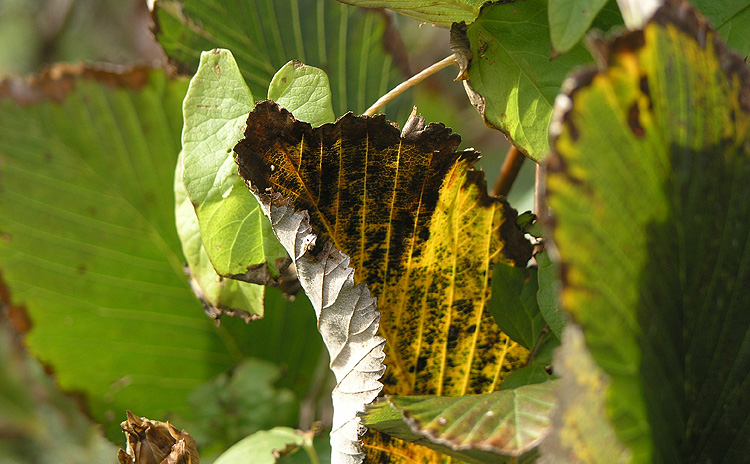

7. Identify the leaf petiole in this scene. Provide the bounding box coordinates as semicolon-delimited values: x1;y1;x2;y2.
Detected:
363;54;458;116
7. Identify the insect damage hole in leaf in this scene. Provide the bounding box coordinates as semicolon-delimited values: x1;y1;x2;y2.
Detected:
234;100;532;463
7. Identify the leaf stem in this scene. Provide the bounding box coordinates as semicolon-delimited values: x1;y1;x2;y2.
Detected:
363;54;458;116
525;324;550;367
303;439;321;464
490;144;525;197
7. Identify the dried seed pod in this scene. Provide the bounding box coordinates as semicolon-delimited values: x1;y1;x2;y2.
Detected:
118;411;199;464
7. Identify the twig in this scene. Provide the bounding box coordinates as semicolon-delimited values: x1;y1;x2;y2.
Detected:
524;324;550;367
363;54;458;117
490;144;525;197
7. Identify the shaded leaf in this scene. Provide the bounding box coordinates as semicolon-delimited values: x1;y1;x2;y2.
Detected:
545;1;750;462
692;0;750;57
363;382;555;459
181;49;287;294
498;332;558;391
549;0;608;54
334;0;483;26
539;325;630;463
535;250;566;340
180;358;299;461
213;427;306;464
462;0;600;161
235;101;532;463
488;262;545;350
152;0;408;118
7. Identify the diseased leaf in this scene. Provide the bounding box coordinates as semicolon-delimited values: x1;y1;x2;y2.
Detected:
214;427;306;464
549;0;608;54
539;325;630;463
363;382;556;460
488;262;545;350
545;1;750;462
462;0;599;161
334;0;483;25
182;49;288;296
235;101;532;463
152;0;408;118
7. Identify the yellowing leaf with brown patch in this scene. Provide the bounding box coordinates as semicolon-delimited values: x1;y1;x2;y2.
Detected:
235;101;532;463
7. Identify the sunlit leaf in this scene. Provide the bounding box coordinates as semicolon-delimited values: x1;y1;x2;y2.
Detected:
175;150;265;321
0;65;312;440
545;1;750;461
334;0;483;25
235;101;532;463
268;60;336;126
152;0;408;118
363;382;555;461
548;0;608;54
213;427;307;464
461;0;598;161
181;49;287;297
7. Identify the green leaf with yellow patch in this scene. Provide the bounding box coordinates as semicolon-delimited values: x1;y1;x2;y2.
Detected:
235;101;533;463
545;1;750;462
362;382;555;463
539;325;630;463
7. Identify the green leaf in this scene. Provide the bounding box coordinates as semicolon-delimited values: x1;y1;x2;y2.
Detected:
489;262;545;350
548;0;608;54
546;3;750;462
182;49;287;289
153;0;408;118
363;383;556;462
268;60;336;126
0;67;251;439
535;250;566;340
334;0;483;25
692;0;750;57
463;0;598;162
175;150;264;319
214;427;307;464
539;325;630;462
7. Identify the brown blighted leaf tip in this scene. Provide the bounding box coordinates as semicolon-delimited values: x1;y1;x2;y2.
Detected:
0;270;32;334
234;100;300;196
0;63;157;106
